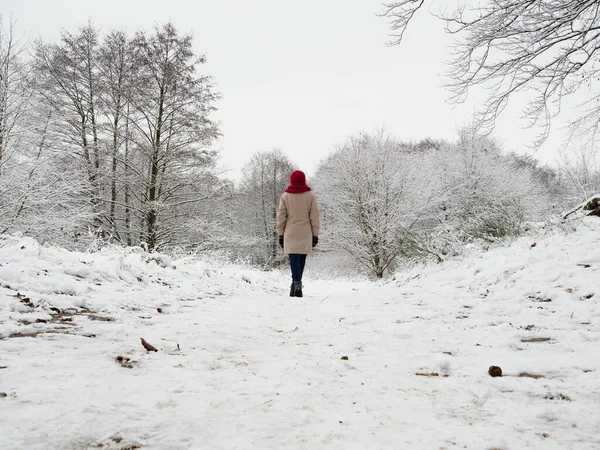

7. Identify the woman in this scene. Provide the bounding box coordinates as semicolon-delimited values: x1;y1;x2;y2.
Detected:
276;170;320;297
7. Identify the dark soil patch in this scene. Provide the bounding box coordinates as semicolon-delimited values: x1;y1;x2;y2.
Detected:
115;356;135;369
544;393;571;401
529;296;552;303
51;309;113;323
95;436;141;449
521;337;552;343
1;309;110;340
519;372;545;379
88;314;114;322
415;372;449;377
3;330;97;339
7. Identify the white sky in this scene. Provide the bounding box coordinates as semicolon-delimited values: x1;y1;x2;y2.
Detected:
3;0;572;180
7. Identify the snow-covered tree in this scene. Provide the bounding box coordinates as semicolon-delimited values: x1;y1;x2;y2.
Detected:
237;149;296;266
96;29;137;241
29;22;221;251
558;145;600;204
441;130;552;241
314;131;438;278
0;97;95;246
127;23;220;250
0;17;91;244
314;128;557;275
0;15;30;176
34;23;104;228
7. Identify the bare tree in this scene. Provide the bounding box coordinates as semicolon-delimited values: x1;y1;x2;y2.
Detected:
34;22;103;223
382;1;600;146
238;149;296;266
97;29;136;239
0;95;95;246
0;15;31;175
2;21;224;251
128;23;220;250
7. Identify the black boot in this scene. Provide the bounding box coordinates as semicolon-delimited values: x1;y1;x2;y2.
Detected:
293;280;303;297
289;283;295;297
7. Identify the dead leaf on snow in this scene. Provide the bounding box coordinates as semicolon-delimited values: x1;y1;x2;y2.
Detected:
140;338;158;352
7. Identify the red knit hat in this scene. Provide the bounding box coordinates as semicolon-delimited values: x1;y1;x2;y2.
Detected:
285;170;311;193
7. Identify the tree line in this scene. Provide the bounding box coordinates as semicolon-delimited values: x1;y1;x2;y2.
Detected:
0;19;221;250
236;127;596;278
1;16;598;278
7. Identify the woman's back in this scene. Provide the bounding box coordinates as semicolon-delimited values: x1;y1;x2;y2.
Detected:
277;190;319;255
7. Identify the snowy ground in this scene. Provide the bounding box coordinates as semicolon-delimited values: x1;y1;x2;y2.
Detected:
1;220;599;450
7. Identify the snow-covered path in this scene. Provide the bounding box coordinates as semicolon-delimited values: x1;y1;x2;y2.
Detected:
1;222;600;449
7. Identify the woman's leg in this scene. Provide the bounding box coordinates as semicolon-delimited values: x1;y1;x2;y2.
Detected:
289;254;307;297
298;254;307;280
289;254;302;281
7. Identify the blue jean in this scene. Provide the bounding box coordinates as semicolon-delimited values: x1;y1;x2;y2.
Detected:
289;254;307;282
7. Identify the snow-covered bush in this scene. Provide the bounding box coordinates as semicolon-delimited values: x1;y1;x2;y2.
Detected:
558;145;600;205
396;227;466;264
313;130;440;278
458;200;525;242
314;128;557;276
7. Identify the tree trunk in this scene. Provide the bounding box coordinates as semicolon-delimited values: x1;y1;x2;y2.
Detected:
110;111;119;232
124;105;131;246
146;87;165;251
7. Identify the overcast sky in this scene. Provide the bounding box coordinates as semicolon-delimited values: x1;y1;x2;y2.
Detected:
3;0;569;180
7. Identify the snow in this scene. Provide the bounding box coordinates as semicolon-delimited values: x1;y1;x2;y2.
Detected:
0;220;599;449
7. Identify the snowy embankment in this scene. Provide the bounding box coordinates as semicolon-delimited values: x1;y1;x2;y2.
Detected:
0;220;599;450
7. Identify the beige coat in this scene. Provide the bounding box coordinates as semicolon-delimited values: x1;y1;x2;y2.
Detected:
276;191;320;255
